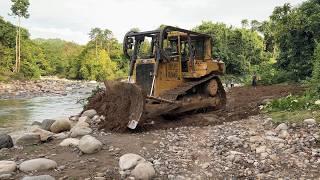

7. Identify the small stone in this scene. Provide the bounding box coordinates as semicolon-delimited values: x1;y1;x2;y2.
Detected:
81;109;97;118
278;130;289;139
21;175;55;180
131;162;155;180
53;132;69;140
275;123;288;131
79;135;102;154
304;119;316;125
0;161;16;174
256;146;266;154
0;174;12;179
0;134;13;149
19;158;57;172
16;133;41;146
119;153;145;170
59;138;80;147
50;119;71;133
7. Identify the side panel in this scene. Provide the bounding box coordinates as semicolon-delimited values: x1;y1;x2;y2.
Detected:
154;61;183;96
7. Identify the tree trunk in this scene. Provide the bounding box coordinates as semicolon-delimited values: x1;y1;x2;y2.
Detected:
95;39;98;59
18;16;21;73
15;26;18;73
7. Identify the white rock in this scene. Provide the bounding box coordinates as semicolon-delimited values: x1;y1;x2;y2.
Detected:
304;119;316;125
278;130;289;139
19;158;57;172
32;128;54;141
74;121;90;128
265;136;285;143
59;138;80;147
79;135;102;154
22;175;55;180
0;161;16;174
53;132;69;140
50;119;71;133
78;116;89;123
131;162;155;180
70;127;92;137
255;146;266;154
119;153;145;170
275;123;288;131
81;109;97;118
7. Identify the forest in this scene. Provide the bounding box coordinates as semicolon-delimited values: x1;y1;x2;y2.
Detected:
0;0;320;84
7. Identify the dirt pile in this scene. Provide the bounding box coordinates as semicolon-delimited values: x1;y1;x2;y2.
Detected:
84;81;145;132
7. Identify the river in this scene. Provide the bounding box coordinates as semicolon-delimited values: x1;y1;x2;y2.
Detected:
0;85;95;134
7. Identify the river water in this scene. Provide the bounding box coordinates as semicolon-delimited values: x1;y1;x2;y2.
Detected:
0;86;94;134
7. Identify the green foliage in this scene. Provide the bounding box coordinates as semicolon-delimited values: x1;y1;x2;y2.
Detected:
10;0;30;18
80;49;117;81
194;21;267;75
269;0;320;81
270;110;320;124
312;42;320;81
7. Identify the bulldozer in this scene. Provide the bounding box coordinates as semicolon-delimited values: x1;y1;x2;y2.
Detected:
86;26;226;131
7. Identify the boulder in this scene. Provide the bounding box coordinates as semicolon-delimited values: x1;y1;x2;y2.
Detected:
32;128;54;141
16;133;41;146
19;158;57;172
119;153;145;170
41;119;56;131
81;109;97;118
0;134;13;149
31;121;42;126
59;138;79;147
0;161;16;174
22;175;55;180
304;118;316;125
74;121;90;128
275;123;288;132
70;127;92;138
79;135;102;154
131;162;155;180
50;119;71;133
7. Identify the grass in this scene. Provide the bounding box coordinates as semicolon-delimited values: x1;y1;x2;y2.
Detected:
269;110;320;124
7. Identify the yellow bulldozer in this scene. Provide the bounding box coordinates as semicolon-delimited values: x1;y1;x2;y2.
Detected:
86;26;226;131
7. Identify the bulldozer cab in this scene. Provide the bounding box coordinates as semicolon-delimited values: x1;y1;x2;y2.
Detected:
123;26;224;96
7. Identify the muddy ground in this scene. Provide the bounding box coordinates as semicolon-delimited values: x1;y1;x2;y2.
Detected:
1;84;315;179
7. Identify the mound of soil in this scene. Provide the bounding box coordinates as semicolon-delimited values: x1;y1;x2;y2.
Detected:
84;81;145;132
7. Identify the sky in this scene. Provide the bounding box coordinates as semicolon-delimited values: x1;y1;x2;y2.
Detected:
0;0;304;45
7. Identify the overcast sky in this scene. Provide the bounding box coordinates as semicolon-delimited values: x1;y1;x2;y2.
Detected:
0;0;304;44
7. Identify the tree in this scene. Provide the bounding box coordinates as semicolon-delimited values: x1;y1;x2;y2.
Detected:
10;0;30;73
89;27;103;58
241;19;249;29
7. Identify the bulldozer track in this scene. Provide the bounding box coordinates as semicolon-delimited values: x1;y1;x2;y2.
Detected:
160;74;218;101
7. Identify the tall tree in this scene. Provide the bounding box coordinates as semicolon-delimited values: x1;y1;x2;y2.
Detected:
89;27;103;58
10;0;30;73
241;19;249;29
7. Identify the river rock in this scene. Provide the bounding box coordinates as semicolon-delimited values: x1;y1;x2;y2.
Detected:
59;138;79;147
275;123;288;131
41;119;56;131
79;135;102;154
74;121;90;128
0;161;16;174
81;109;97;118
19;158;57;172
53;132;69;140
131;161;155;180
0;134;13;149
16;133;41;146
31;121;42;126
304;118;316;125
22;175;55;180
78;116;89;123
32;128;54;141
119;153;145;170
50;119;71;133
70;127;92;137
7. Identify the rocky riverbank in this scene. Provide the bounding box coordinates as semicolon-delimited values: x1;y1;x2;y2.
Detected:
0;77;101;99
0;109;319;179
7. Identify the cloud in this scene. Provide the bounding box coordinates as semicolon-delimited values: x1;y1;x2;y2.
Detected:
0;0;304;44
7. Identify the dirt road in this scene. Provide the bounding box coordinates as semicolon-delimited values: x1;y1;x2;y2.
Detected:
2;84;317;180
